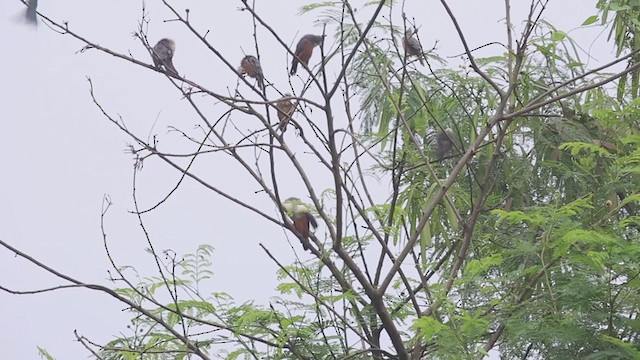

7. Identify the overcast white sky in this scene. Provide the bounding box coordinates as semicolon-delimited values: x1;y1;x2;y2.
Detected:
0;1;614;358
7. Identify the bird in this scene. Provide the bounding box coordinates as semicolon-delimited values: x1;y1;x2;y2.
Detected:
24;0;38;27
433;128;455;160
282;197;318;250
151;38;178;76
402;27;424;66
290;34;325;76
237;55;265;91
276;94;295;133
560;102;576;119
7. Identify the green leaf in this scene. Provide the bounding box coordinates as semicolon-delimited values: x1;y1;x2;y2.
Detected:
277;282;304;297
609;3;632;11
465;254;503;276
551;31;566;41
443;195;459;232
599;335;640;358
420;220;431;268
559;141;613;158
459;314;491;339
412;316;448;341
620;193;640;207
298;2;335;14
37;347;55;360
558;196;594;216
582;15;599;25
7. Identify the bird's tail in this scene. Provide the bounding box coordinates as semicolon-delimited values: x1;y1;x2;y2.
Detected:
290;58;299;76
165;60;179;77
25;8;37;26
278;119;289;133
308;213;317;229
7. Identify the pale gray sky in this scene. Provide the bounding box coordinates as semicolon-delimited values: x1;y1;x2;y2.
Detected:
1;1;613;358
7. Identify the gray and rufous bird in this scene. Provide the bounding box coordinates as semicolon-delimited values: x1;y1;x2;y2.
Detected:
282;197;317;250
433;128;455;160
24;0;38;27
402;27;424;66
276;94;295;133
290;34;325;76
151;38;178;76
238;55;265;91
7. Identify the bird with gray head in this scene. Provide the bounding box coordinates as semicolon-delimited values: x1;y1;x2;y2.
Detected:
24;0;38;27
433;128;455;161
152;38;178;76
290;34;325;76
238;55;265;91
402;27;424;66
282;197;318;250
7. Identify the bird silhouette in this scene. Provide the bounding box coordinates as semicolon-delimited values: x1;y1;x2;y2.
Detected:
24;0;38;27
402;27;425;66
283;197;318;250
276;94;295;133
238;55;265;91
151;38;178;76
290;34;325;76
433;128;455;160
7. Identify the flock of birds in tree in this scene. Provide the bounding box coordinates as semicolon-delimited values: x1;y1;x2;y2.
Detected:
22;0;455;251
150;34;324;134
148;30;451;249
150;34;329;249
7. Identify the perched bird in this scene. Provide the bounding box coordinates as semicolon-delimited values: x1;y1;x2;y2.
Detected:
276;94;295;133
402;27;424;66
560;101;576;119
24;0;38;27
238;55;265;91
151;38;178;76
290;34;325;76
433;128;455;160
283;197;318;250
